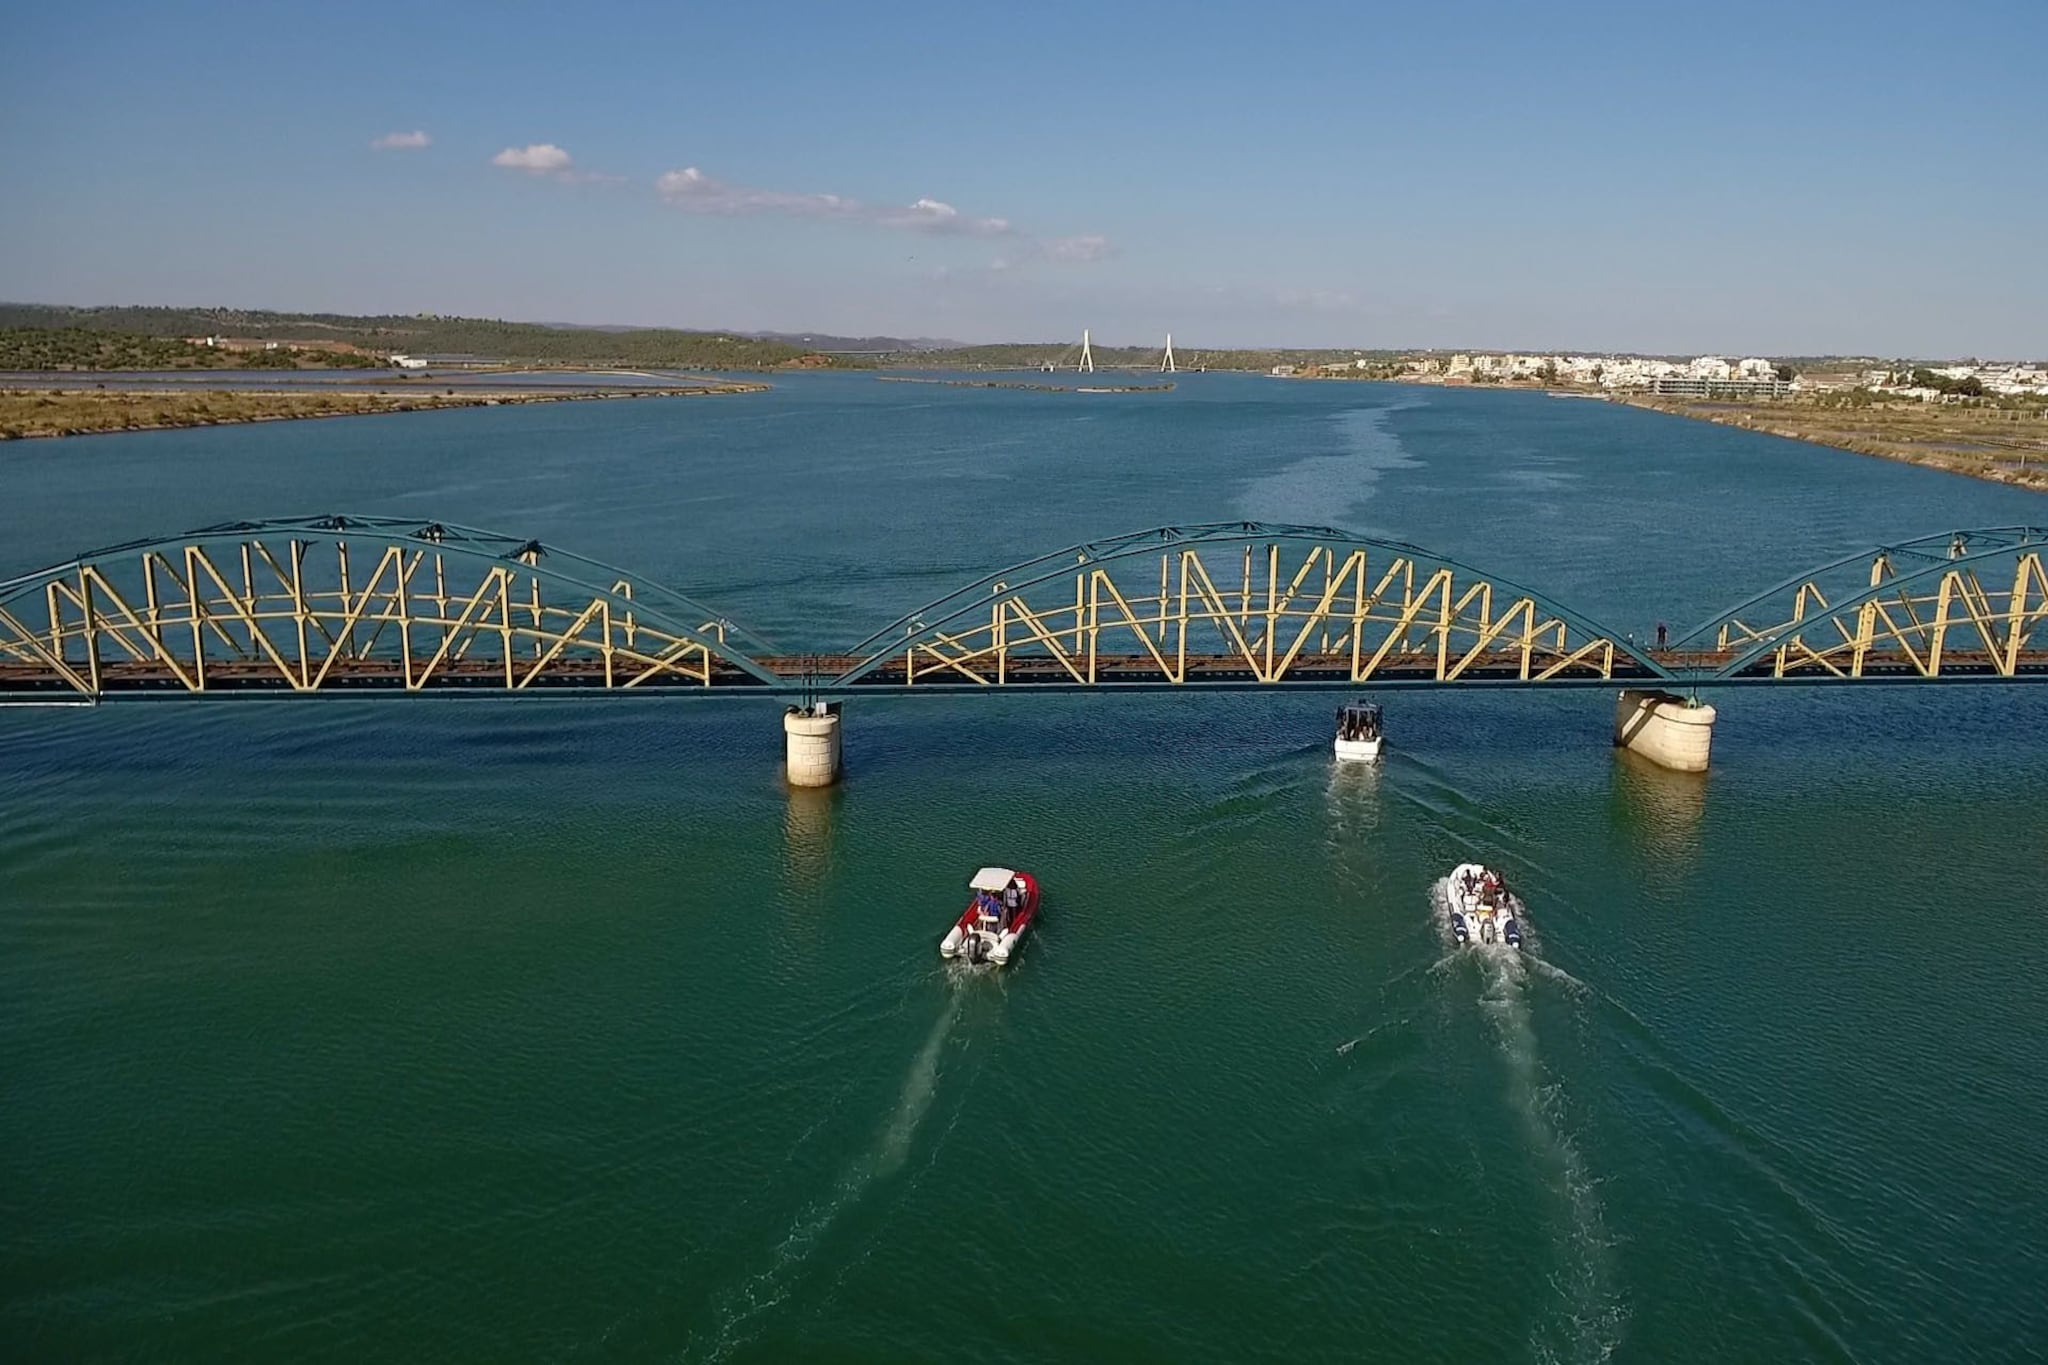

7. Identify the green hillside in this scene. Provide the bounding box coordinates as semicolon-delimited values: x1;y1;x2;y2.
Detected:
0;327;381;371
0;305;836;370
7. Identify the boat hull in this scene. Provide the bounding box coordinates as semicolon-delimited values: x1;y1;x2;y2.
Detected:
1333;736;1384;762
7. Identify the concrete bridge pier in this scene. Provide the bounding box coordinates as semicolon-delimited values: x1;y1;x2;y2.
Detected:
784;701;843;787
1614;689;1716;772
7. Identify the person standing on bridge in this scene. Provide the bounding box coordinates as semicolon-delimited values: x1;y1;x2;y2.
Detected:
1656;621;1668;650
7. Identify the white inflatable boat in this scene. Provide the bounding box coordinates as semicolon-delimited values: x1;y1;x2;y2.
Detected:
1445;862;1522;949
940;867;1041;966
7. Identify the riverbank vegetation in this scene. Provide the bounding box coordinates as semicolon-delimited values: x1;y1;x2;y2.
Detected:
0;327;382;371
0;383;767;440
1626;393;2048;491
0;307;847;371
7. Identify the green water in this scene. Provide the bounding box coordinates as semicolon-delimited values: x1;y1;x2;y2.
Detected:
4;376;2046;1362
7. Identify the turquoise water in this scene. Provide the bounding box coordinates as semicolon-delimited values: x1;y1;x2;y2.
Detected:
4;376;2045;1362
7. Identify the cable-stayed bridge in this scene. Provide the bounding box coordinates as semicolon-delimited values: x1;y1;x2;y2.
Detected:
1040;331;1181;374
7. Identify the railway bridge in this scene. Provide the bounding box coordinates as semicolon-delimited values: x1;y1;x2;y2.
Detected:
3;517;2043;778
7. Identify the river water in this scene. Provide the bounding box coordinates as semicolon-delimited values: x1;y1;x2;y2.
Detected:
3;375;2045;1362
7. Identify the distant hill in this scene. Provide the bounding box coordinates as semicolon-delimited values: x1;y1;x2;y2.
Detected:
531;322;960;352
0;304;852;370
749;331;961;353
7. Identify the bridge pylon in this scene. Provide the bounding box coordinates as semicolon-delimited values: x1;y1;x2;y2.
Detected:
1161;333;1176;373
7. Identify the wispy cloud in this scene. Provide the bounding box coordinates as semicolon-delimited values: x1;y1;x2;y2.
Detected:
876;197;1012;238
492;143;575;175
656;165;1102;260
1045;234;1115;263
654;166;862;220
371;130;431;151
657;167;1012;237
989;233;1119;273
1273;287;1365;313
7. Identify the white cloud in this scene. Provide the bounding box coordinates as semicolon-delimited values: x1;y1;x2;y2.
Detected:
371;130;431;151
492;143;574;175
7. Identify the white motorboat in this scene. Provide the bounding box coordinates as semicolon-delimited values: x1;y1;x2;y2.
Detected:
939;866;1041;966
1334;701;1384;762
1445;862;1522;949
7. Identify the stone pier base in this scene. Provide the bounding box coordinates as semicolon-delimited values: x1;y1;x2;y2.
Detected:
784;704;843;787
1613;689;1715;772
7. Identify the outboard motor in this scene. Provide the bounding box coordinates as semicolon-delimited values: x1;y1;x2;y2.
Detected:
1481;918;1496;945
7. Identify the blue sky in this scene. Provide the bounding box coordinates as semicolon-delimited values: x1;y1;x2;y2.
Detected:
2;0;2042;355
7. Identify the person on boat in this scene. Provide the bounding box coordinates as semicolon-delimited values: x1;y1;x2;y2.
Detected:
1000;880;1022;932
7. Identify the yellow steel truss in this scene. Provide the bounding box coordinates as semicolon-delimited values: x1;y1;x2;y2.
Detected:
0;537;735;697
897;545;1618;685
1712;549;2048;678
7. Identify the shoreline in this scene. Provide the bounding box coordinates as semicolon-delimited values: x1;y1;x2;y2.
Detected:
0;382;768;440
1614;395;2048;493
1292;372;2048;494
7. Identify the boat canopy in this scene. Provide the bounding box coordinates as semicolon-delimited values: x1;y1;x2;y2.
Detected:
1338;702;1382;723
969;867;1018;892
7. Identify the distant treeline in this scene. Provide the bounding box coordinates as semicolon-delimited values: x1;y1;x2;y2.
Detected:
0;327;380;371
0;305;840;371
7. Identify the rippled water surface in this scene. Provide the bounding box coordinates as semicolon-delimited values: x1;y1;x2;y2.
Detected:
4;375;2046;1362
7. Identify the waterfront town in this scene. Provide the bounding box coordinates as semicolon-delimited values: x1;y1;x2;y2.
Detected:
1294;351;2048;401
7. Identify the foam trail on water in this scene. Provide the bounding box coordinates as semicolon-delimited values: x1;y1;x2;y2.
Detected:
870;986;957;1178
1435;879;1625;1362
689;991;962;1362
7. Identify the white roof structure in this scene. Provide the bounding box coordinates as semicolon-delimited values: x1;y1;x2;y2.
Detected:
969;867;1017;892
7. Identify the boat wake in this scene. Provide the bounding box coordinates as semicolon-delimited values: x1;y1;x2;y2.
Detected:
686;990;962;1362
1438;882;1626;1362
